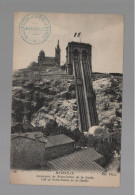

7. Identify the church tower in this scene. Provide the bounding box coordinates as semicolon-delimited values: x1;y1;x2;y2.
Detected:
55;40;61;66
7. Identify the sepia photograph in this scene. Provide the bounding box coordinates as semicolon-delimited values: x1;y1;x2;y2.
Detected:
10;12;124;187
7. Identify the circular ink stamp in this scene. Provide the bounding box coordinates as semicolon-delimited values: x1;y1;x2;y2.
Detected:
19;13;51;45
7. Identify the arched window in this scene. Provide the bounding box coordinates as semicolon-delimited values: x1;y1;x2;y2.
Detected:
74;49;79;60
82;50;87;61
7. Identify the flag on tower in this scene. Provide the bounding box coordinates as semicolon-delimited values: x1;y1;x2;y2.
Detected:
74;32;81;37
74;33;77;37
77;32;81;37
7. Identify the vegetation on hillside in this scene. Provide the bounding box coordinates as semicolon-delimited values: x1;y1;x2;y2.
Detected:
12;68;123;171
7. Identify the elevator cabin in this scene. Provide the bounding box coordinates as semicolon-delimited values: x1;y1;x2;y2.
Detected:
66;42;99;132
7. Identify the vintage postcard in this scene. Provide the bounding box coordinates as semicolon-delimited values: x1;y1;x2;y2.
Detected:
10;12;124;187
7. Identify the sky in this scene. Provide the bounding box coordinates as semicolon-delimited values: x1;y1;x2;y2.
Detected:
13;12;124;73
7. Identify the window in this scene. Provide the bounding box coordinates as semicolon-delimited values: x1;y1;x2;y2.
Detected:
63;146;68;152
82;50;87;61
74;49;79;61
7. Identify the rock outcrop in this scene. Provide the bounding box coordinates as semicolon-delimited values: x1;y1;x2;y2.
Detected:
12;68;123;134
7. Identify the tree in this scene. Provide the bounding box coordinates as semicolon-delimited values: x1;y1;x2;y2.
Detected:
43;120;58;136
96;141;114;167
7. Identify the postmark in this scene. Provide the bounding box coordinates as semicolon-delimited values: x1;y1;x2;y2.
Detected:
19;13;51;45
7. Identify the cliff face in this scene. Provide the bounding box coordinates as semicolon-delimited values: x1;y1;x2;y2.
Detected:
12;67;123;133
12;67;78;131
30;99;78;131
93;76;122;132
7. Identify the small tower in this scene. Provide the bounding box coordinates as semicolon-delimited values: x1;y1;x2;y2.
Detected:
55;40;61;66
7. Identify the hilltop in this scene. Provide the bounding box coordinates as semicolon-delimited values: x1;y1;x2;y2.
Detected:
12;65;123;134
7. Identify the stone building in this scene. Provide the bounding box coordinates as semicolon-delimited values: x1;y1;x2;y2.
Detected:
38;40;61;66
10;133;74;169
10;132;104;172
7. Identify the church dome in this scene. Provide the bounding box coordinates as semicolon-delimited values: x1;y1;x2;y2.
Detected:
39;50;45;56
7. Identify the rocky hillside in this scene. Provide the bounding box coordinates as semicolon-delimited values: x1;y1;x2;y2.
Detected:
93;75;122;132
12;67;123;134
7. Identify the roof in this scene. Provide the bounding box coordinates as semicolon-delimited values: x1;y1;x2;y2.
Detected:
66;41;91;48
11;133;75;148
11;131;43;140
45;56;55;60
11;122;34;129
47;148;104;172
44;134;74;148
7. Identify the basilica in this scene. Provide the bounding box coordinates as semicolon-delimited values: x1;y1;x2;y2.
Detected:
37;40;61;66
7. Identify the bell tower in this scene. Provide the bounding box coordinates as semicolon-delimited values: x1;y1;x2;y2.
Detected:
55;40;61;66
